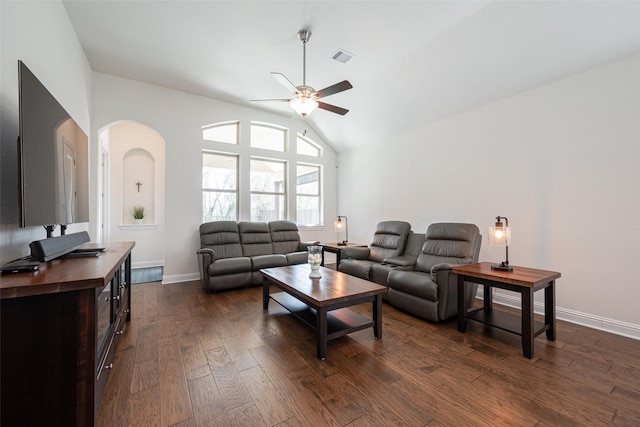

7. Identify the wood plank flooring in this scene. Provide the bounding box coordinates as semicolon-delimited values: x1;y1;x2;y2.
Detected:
97;279;640;426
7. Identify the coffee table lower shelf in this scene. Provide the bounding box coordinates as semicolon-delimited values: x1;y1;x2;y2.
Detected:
271;292;374;341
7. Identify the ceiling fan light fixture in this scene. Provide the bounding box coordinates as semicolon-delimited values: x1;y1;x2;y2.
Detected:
290;97;318;117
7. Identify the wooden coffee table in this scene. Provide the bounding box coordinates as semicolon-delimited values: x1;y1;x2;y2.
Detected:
261;264;386;359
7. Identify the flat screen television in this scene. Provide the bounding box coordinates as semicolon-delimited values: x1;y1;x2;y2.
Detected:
18;60;89;231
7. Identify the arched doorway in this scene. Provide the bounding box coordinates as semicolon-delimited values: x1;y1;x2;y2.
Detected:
98;121;166;283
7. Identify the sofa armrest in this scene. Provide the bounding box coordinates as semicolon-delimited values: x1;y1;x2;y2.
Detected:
196;248;216;289
383;255;417;268
430;262;455;281
341;246;371;260
431;262;479;320
298;241;321;251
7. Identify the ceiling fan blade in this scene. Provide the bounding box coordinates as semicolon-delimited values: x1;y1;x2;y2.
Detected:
271;72;297;95
315;80;353;99
317;101;349;115
250;98;291;102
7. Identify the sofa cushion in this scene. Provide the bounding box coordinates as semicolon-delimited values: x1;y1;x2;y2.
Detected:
415;223;479;273
368;221;412;262
208;256;252;276
339;259;376;280
251;254;288;270
269;220;302;254
200;221;243;259
387;270;438;301
286;251;308;265
239;222;274;257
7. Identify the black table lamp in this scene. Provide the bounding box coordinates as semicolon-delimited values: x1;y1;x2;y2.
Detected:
489;216;513;272
335;216;348;246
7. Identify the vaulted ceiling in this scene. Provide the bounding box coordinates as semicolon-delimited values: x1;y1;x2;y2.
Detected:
62;0;640;152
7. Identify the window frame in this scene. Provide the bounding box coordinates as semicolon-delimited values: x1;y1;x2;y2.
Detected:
201;120;326;227
295;162;322;227
249;157;287;222
201;151;239;222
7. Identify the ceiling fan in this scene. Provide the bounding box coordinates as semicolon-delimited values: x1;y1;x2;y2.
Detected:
251;29;353;117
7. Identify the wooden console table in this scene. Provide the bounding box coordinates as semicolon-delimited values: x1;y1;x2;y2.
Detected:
453;262;560;359
0;241;134;426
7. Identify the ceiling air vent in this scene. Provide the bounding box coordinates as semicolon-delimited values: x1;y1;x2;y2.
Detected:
332;49;355;64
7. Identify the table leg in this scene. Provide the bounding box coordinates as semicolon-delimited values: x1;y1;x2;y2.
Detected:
262;278;270;310
373;295;382;338
484;284;493;310
457;274;467;333
545;280;556;341
317;307;328;360
522;288;534;359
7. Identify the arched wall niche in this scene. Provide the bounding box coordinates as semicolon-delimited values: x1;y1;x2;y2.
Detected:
98;120;166;274
123;148;155;224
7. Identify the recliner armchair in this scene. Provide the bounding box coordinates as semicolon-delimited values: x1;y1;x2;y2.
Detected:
338;220;412;280
386;223;481;322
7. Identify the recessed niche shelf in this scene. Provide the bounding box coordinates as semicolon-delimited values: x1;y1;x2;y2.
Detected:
119;224;157;230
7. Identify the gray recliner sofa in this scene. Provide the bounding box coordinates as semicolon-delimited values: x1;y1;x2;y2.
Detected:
386;223;482;322
197;220;313;292
338;220;413;280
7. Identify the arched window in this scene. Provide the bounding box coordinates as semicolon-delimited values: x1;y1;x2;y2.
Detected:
202;121;324;225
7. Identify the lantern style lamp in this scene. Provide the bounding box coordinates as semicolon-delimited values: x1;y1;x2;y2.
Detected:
334;216;348;246
488;216;513;272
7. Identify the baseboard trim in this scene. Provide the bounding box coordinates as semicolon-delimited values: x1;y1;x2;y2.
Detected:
162;272;199;285
478;290;640;341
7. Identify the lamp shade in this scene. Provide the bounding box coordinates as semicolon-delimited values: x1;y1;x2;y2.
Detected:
489;216;513;271
334;215;348;245
290;97;318;117
488;225;511;246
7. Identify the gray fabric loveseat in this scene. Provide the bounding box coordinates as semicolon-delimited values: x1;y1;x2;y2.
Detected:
197;220;313;292
339;221;482;322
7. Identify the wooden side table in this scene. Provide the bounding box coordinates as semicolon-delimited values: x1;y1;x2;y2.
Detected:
320;242;367;269
453;262;561;359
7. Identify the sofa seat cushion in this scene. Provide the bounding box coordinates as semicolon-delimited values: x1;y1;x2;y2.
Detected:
387;270;437;301
209;257;252;276
251;254;288;270
286;251;308;265
339;259;376;280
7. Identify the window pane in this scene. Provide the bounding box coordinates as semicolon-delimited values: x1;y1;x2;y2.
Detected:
297;195;319;226
203;122;238;144
296;163;321;226
251;123;286;151
251;194;285;221
297;164;319;196
250;159;285;193
203;153;237;190
203;191;237;222
297;134;321;157
202;152;237;222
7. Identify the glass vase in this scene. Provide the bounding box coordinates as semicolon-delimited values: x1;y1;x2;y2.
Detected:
307;245;323;278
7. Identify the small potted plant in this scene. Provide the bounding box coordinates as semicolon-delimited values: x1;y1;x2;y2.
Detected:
132;206;145;224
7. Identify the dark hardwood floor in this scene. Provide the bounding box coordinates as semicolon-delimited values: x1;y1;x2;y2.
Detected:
98;278;640;426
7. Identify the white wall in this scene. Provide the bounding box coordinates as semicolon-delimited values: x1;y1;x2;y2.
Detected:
0;0;92;264
91;73;340;283
339;53;640;338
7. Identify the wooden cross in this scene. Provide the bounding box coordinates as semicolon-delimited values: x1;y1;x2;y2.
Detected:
135;181;142;192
